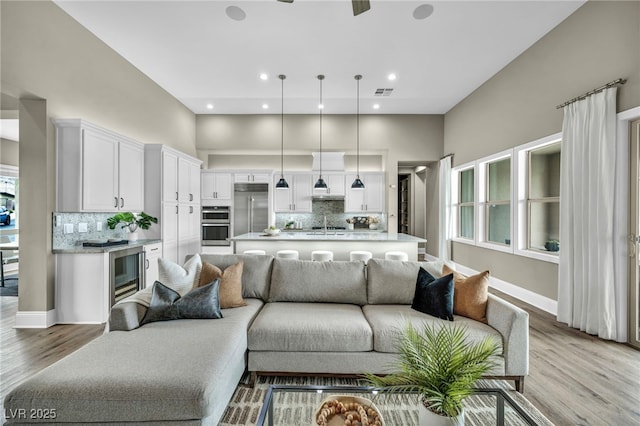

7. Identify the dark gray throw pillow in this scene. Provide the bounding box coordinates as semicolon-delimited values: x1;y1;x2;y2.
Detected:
411;267;455;321
141;280;223;325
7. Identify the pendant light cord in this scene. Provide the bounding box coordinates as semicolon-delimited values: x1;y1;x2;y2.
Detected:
318;75;324;180
356;75;360;178
280;75;285;178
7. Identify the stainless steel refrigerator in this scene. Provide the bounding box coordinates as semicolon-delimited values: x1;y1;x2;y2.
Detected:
233;183;269;235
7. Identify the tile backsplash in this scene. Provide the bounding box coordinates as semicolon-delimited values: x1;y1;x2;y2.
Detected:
274;200;386;230
52;212;134;249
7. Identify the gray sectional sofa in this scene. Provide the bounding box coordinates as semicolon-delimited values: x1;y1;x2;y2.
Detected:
4;254;529;425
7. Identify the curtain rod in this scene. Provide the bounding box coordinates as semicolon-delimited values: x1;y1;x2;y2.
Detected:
440;153;454;160
556;78;626;109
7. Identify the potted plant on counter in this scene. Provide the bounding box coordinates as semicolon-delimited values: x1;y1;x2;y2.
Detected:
107;212;158;241
364;322;500;426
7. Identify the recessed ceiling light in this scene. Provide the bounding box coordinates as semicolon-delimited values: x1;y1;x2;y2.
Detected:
373;104;380;110
262;104;269;109
206;103;213;110
413;4;434;20
259;73;268;81
388;73;397;81
225;5;246;21
318;104;324;110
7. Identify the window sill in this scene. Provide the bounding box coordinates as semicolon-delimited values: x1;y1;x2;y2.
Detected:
451;239;560;264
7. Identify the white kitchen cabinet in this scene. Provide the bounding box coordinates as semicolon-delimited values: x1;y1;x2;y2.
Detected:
345;172;385;212
54;119;144;212
201;171;232;201
312;173;345;197
143;242;163;289
274;174;312;212
235;171;272;183
144;145;203;264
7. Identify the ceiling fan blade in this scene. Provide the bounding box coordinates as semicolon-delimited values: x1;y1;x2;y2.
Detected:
352;0;370;16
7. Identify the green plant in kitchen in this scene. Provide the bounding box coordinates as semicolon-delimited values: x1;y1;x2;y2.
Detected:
364;322;499;424
107;212;158;233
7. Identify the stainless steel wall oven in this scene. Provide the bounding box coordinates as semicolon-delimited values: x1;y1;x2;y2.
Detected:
202;206;231;246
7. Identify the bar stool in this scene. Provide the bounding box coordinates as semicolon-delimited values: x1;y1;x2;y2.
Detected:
350;251;372;264
311;250;333;262
385;251;408;261
276;250;299;260
243;249;266;255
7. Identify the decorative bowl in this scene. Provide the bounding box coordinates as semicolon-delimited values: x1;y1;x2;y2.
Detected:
314;395;384;426
263;228;281;236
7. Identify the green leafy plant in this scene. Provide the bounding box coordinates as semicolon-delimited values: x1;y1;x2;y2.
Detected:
364;322;500;418
107;212;158;233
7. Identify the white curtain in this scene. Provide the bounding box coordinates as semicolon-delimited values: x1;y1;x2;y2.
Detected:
438;156;452;261
557;88;618;340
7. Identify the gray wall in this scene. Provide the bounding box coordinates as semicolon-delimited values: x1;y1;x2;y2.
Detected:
444;1;640;299
1;138;19;166
1;1;196;313
197;114;444;233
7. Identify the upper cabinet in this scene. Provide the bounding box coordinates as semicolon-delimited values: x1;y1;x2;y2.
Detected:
178;157;201;203
345;172;385;212
312;173;345;197
274;173;312;212
235;171;272;183
201;171;232;202
54;119;144;212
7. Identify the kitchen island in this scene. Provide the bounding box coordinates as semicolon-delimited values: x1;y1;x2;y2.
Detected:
229;231;426;261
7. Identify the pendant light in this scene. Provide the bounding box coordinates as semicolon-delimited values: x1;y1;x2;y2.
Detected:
351;74;365;189
275;74;289;188
314;74;327;189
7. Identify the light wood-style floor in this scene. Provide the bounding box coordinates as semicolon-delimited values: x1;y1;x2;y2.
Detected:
1;292;639;425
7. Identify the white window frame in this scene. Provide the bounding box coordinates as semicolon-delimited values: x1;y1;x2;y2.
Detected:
477;149;514;254
514;132;561;264
451;161;476;245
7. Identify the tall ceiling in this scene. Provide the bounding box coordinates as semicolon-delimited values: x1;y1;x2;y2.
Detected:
54;0;584;115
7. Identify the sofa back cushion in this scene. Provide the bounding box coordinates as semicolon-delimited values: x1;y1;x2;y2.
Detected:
268;259;367;305
367;258;456;304
198;254;274;300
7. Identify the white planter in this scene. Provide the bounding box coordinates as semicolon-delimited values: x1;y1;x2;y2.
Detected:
418;403;464;426
127;231;139;241
347;223;354;231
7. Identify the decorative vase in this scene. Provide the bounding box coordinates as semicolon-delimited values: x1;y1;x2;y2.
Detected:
128;231;138;241
369;223;378;230
347;223;354;231
418;403;464;426
544;241;559;252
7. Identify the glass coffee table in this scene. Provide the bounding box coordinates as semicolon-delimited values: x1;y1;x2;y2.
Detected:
256;385;540;426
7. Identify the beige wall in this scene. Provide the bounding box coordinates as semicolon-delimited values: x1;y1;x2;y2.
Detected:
1;138;19;166
444;1;640;299
1;1;196;313
197;114;444;232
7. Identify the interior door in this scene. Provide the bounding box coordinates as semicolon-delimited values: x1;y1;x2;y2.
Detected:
629;119;640;349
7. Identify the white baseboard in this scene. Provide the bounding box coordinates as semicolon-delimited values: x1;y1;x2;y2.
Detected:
423;254;557;315
15;309;57;328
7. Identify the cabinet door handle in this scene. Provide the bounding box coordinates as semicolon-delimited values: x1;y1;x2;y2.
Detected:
190;193;193;202
176;191;179;201
145;259;150;269
190;206;193;214
176;205;178;214
114;197;118;208
247;175;251;181
120;198;124;208
293;204;296;211
214;191;217;198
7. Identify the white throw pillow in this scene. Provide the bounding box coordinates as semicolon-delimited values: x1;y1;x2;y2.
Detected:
158;254;203;296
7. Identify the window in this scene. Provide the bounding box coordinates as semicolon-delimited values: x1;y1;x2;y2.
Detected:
527;143;561;253
485;157;511;246
458;167;474;240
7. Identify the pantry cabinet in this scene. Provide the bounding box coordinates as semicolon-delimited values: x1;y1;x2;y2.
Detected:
54;119;144;212
145;144;202;264
274;173;313;212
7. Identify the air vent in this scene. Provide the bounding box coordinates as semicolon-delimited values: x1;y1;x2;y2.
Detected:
374;88;394;96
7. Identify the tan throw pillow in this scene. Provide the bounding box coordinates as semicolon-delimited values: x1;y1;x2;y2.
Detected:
198;261;246;308
442;265;490;323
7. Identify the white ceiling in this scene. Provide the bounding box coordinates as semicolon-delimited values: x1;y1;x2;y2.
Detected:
0;120;19;142
54;0;584;115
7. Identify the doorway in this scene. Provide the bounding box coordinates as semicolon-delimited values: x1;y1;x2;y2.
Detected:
629;119;640;349
398;174;410;234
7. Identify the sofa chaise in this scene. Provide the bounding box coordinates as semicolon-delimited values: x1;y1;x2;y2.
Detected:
3;253;529;425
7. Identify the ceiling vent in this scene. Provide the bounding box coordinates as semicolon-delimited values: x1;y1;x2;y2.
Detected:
374;88;394;96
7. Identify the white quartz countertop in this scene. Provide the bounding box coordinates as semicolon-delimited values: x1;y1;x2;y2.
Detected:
53;239;162;254
230;232;426;243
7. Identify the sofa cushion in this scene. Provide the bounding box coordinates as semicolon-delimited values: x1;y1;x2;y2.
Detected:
198;261;247;308
443;265;490;323
411;268;454;321
158;253;202;296
140;280;223;325
248;302;373;352
268;259;367;305
362;304;504;355
198;254;273;300
367;259;456;305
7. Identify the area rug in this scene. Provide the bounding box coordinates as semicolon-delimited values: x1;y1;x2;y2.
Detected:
0;275;18;296
220;376;553;426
